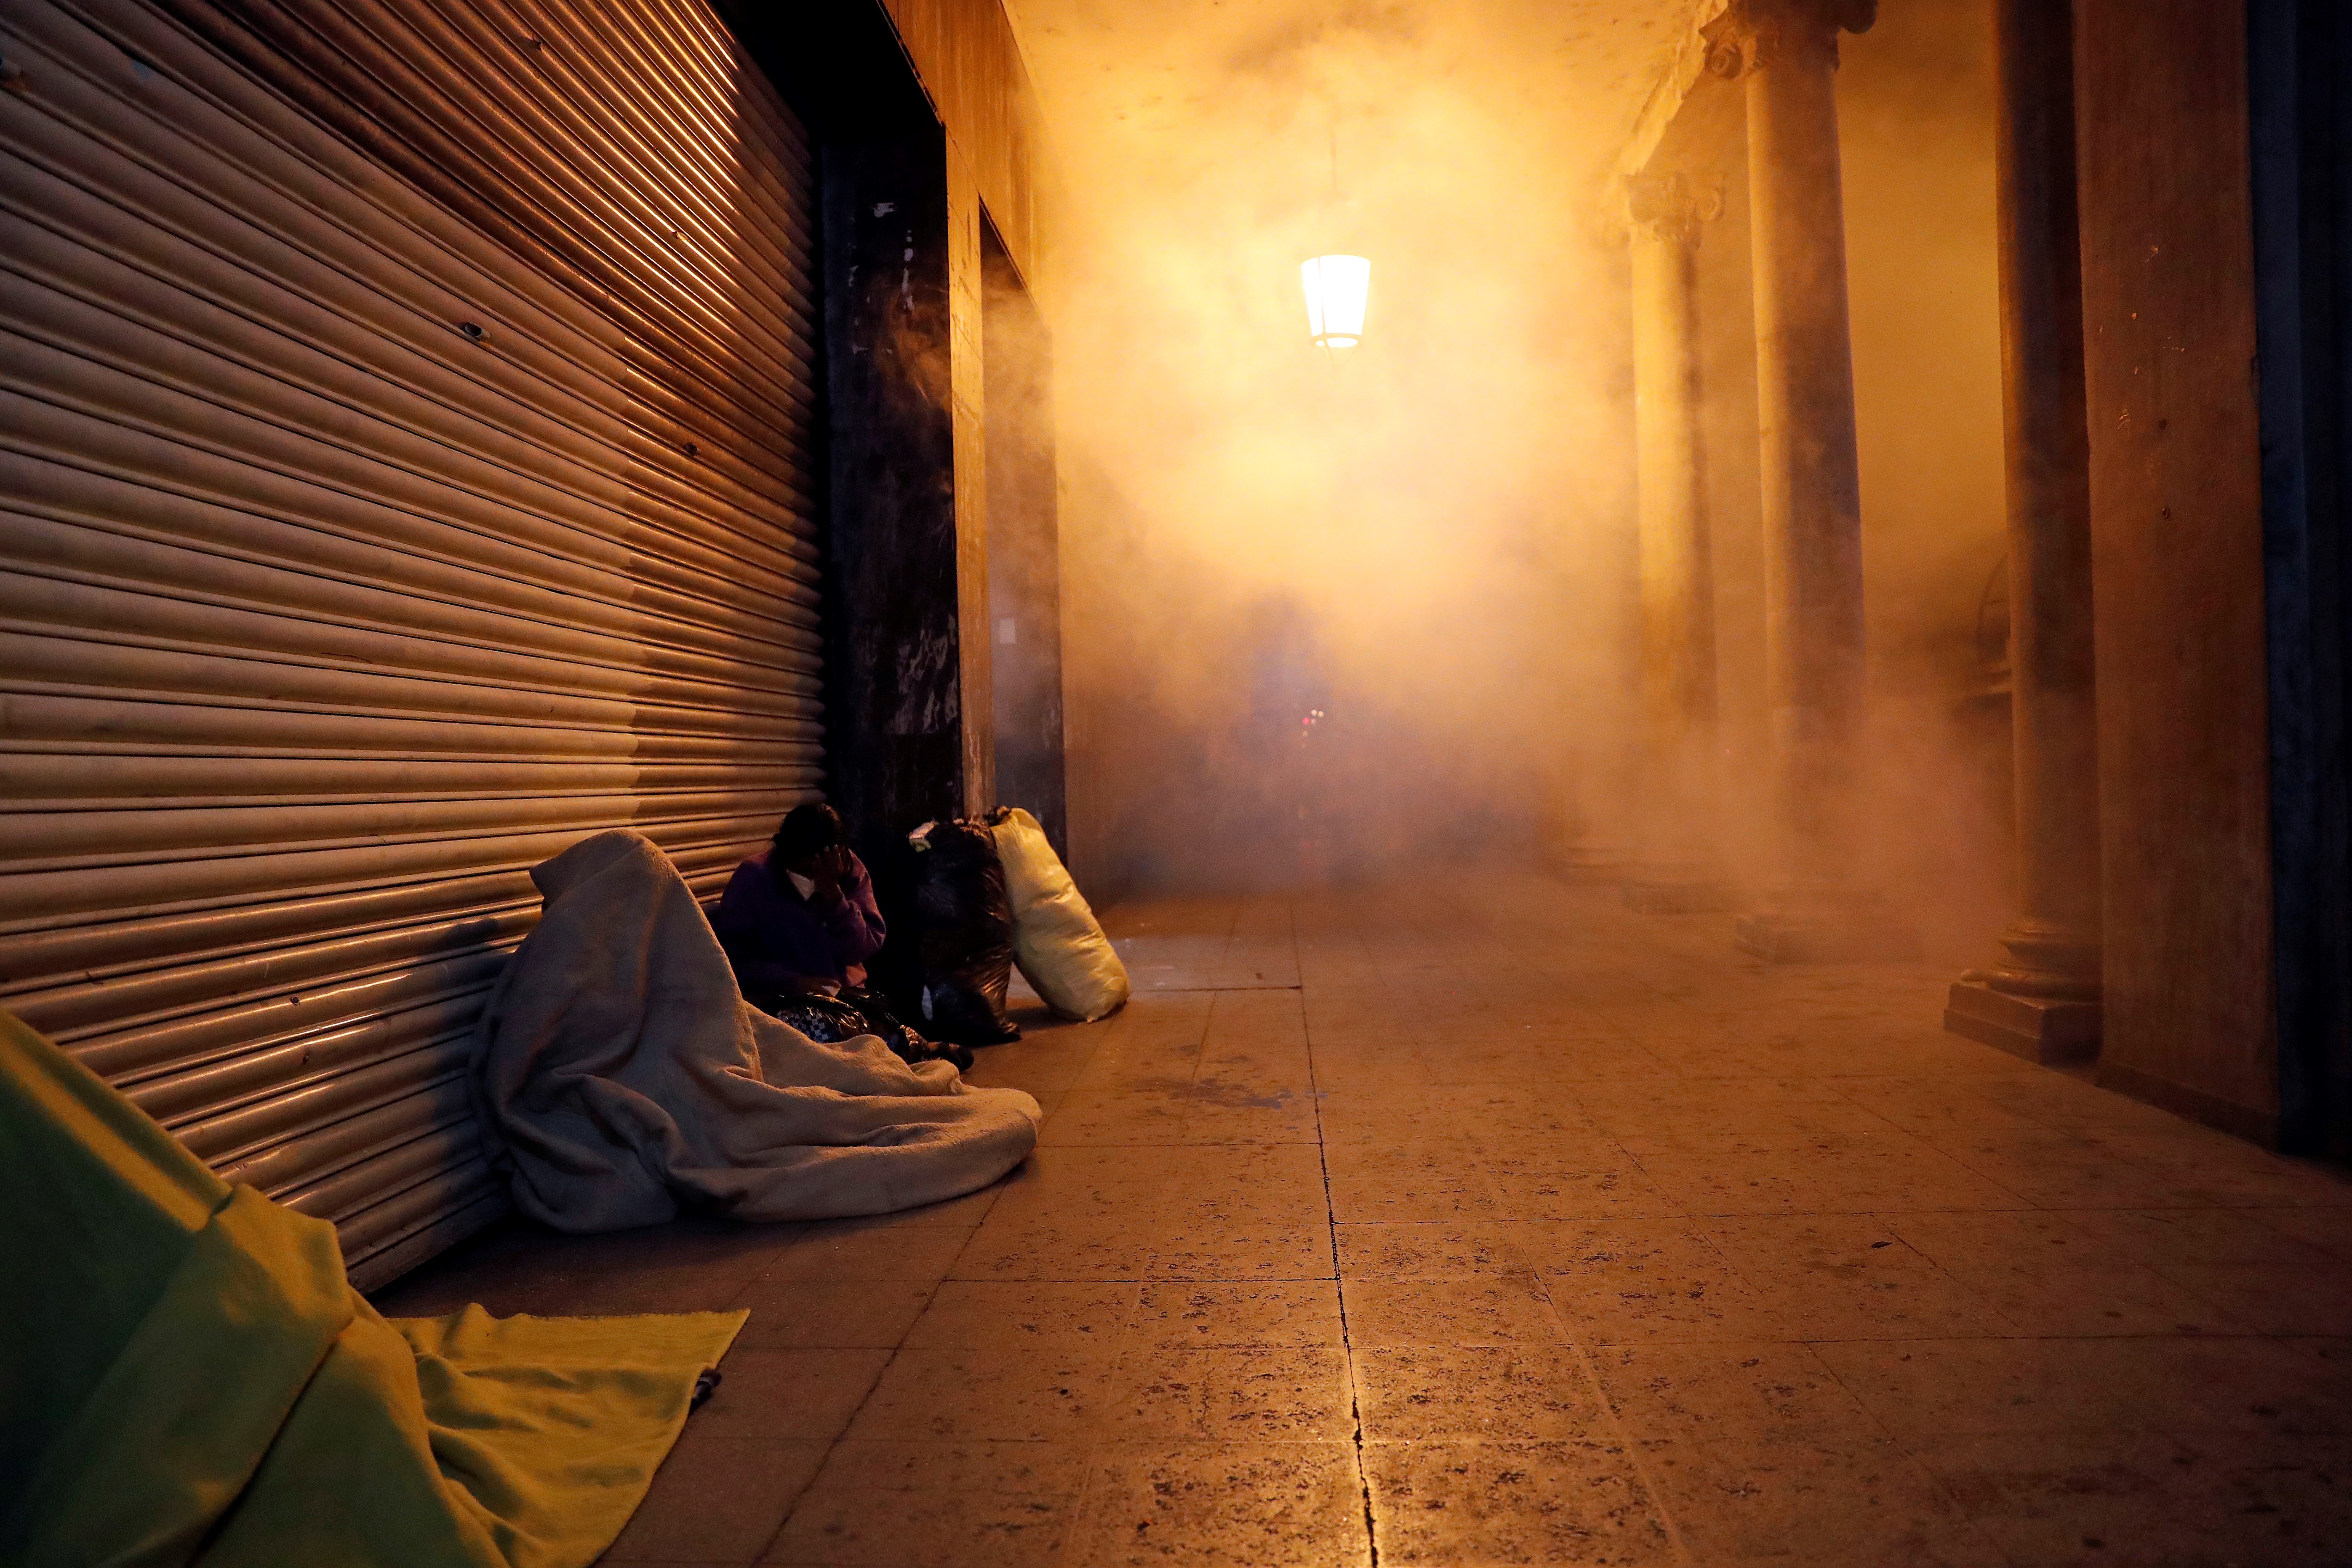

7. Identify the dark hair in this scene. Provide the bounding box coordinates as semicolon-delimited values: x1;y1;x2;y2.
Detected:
771;801;845;864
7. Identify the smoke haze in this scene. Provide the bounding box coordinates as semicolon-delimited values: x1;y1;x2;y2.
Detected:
1013;0;2017;955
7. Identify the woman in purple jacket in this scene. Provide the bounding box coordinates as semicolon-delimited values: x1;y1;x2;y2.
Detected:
711;803;887;1010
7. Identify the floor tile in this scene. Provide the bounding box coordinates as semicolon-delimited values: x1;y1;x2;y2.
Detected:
603;1429;828;1564
1521;1218;1791;1343
2248;1206;2352;1259
1484;1163;1682;1221
1908;1427;2352;1567
952;1211;1156;1281
2087;1135;2352;1208
692;1348;892;1444
1639;1436;2006;1567
1145;1225;1335;1281
1808;1335;2352;1444
763;1221;974;1284
1320;1140;1484;1182
1178;1085;1321;1144
766;1441;1088;1567
1353;1344;1605;1439
1106;1346;1354;1440
1341;1275;1567;1345
1333;1222;1526;1279
902;1280;1138;1348
729;1277;935;1349
2172;1265;2352;1335
1810;1338;2145;1441
843;1344;1123;1442
1041;1089;1194;1146
1959;1260;2220;1336
1882;1208;2123;1270
1066;1443;1371;1568
2091;1336;2352;1436
1132;1281;1347;1346
1591;1339;1882;1442
1700;1216;2012;1339
1325;1169;1499;1222
1362;1439;1677;1566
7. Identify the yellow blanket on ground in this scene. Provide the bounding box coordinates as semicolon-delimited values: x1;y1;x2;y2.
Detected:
0;1012;744;1568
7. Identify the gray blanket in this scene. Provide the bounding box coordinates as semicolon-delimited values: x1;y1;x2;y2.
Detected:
473;830;1041;1232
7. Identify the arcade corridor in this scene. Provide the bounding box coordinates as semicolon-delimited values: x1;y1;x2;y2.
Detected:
8;0;2352;1562
381;878;2352;1567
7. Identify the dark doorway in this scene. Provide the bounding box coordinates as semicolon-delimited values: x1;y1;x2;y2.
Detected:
983;217;1068;856
2254;0;2352;1155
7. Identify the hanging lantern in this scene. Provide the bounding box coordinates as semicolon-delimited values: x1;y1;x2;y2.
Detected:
1300;254;1370;349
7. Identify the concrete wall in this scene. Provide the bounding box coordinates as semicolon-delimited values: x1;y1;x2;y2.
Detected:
879;0;1049;294
2076;0;2281;1140
724;0;1056;845
869;0;1057;821
878;0;1062;831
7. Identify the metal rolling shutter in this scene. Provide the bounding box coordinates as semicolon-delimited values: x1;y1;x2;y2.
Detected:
0;0;821;1287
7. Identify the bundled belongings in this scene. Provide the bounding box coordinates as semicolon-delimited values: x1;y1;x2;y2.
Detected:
714;804;968;1070
474;830;1039;1233
990;807;1132;1022
905;815;1024;1047
769;984;973;1074
0;1012;742;1568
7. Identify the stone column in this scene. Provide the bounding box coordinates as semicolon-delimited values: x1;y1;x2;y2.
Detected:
1706;0;1901;960
1945;0;2102;1060
1624;172;1731;913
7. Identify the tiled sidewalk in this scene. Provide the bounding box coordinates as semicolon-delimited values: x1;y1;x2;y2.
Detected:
377;878;2352;1566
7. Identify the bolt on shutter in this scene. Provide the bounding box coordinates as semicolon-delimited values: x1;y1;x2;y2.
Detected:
0;0;822;1288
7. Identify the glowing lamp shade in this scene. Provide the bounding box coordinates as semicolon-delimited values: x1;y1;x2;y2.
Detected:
1301;254;1370;348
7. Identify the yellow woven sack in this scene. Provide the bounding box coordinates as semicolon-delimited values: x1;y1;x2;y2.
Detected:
990;808;1130;1021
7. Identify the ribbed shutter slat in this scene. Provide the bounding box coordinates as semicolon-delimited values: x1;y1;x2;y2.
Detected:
213;1072;476;1196
2;842;746;988
3;343;824;639
2;0;821;1288
1;634;824;729
324;1158;504;1269
50;0;810;498
0;224;821;586
1;390;822;658
0;536;817;703
3;808;785;938
1;485;824;681
157;0;815;454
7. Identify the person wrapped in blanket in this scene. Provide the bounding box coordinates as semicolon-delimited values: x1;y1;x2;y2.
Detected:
712;803;973;1070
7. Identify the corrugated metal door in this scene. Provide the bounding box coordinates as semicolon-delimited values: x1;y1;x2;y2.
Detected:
0;0;822;1287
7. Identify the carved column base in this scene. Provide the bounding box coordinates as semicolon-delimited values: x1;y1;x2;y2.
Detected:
1624;863;1739;913
1944;977;2101;1064
1733;888;1922;963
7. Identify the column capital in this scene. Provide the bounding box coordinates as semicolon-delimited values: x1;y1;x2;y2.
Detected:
1703;0;1877;78
1625;172;1726;246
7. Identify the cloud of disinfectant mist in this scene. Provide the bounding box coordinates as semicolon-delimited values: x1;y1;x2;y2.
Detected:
1017;0;2025;960
1019;1;1681;894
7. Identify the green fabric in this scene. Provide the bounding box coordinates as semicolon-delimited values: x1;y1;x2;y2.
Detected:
0;1012;746;1568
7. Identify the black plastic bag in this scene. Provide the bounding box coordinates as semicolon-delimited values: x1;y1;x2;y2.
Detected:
906;816;1021;1046
762;986;973;1071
